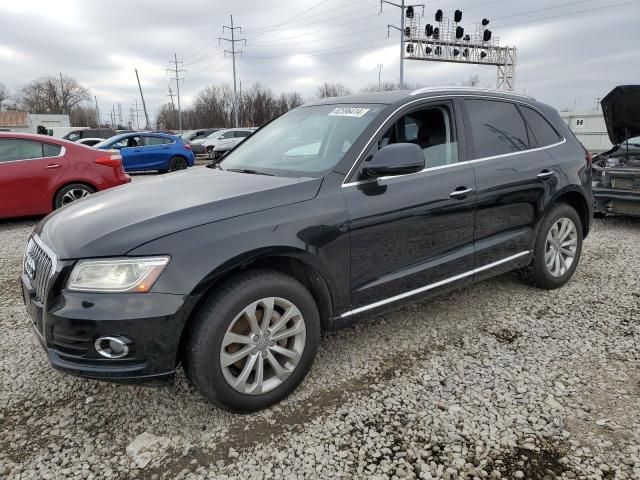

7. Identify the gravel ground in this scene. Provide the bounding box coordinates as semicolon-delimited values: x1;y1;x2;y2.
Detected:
0;204;639;479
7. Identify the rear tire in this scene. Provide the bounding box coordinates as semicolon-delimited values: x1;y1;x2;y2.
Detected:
168;156;188;172
184;270;321;413
520;203;583;289
53;183;95;209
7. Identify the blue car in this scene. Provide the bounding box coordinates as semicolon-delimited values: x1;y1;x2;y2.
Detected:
94;132;195;173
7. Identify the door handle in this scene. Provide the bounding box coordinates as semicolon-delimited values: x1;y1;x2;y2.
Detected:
46;164;61;169
449;187;474;199
537;170;555;180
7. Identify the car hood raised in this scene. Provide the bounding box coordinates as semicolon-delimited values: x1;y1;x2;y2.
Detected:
601;85;640;145
37;167;322;259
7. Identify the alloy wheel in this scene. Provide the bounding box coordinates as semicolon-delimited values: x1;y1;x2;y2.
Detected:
61;188;91;205
220;297;306;395
544;217;577;277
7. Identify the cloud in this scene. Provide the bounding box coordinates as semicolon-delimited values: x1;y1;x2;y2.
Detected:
1;0;638;121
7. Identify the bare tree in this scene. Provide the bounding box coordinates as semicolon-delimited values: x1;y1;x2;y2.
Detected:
316;82;352;99
0;83;8;110
18;74;90;114
360;81;401;93
157;83;304;130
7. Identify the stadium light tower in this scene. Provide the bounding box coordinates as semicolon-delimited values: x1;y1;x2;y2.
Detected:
404;9;517;90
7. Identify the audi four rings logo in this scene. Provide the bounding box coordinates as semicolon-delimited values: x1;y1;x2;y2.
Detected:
25;255;36;278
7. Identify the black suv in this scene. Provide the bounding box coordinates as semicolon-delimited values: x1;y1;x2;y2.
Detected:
22;88;593;412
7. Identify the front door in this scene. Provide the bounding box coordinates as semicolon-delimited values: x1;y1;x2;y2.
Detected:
343;100;477;312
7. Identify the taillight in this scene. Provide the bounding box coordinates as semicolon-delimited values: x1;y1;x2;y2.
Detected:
184;144;192;150
95;154;122;168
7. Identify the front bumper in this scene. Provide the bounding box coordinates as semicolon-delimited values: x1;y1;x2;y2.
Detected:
593;187;640;216
21;270;192;385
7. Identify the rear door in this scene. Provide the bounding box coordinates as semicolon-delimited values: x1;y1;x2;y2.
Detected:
0;138;66;216
140;135;172;169
461;98;560;274
343;99;477;312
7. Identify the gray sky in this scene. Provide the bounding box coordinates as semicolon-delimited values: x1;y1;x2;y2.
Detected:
1;0;639;122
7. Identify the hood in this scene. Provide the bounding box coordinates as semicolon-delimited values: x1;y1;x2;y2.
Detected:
601;85;640;144
37;167;322;259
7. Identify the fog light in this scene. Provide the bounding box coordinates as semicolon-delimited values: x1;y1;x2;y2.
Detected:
95;336;130;359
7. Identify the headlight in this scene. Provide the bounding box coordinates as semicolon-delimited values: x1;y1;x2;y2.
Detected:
68;256;170;293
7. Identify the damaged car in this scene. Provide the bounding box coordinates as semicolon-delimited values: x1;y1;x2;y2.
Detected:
592;85;640;217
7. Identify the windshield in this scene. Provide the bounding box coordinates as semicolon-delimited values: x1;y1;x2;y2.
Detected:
180;130;195;140
206;130;224;139
220;104;383;177
626;135;640;145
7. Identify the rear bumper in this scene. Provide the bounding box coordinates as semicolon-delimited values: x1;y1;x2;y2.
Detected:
593;187;640;216
22;272;191;385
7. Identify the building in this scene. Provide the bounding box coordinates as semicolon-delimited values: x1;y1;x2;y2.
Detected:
559;109;612;154
0;111;70;134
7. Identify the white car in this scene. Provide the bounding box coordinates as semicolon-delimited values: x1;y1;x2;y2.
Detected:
198;128;256;157
76;138;105;147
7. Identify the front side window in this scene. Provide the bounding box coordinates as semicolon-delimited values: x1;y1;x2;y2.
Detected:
520;106;562;147
465;99;529;158
235;131;251;138
221;104;383;177
220;131;235;139
0;139;48;162
375;105;458;169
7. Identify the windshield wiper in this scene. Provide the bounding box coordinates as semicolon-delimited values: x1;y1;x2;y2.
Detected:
225;168;274;176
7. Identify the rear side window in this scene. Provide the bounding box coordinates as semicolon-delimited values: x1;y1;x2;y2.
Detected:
235;130;251;138
143;136;172;146
43;143;62;157
520;106;562;147
0;139;48;162
465;100;529;158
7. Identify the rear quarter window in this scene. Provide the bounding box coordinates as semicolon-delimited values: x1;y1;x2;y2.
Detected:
520;106;563;147
43;143;62;157
465;99;529;158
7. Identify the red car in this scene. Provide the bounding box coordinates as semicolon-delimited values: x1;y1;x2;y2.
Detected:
0;133;130;219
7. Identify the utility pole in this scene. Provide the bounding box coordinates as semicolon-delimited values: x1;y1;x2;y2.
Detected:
117;103;123;126
111;105;116;128
376;63;384;91
381;1;424;89
167;55;186;131
94;95;100;127
134;68;151;130
168;85;176;113
220;15;246;128
132;99;141;130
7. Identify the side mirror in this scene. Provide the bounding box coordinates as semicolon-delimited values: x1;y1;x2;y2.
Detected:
362;143;425;178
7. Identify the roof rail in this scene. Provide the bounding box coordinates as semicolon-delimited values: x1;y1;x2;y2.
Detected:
409;86;534;100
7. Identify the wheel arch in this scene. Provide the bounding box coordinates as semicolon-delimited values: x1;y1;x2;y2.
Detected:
549;188;591;237
175;248;335;366
52;180;97;210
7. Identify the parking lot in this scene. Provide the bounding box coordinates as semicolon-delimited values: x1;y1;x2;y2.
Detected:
0;193;638;479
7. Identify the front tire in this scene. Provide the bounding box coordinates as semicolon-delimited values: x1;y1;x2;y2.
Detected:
520;203;583;289
53;183;95;209
184;270;321;413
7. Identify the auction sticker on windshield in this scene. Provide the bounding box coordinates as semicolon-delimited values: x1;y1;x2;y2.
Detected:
329;107;371;117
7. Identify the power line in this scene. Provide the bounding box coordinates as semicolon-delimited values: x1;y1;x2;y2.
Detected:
247;0;333;43
167;54;186;131
220;15;246;128
492;0;640;28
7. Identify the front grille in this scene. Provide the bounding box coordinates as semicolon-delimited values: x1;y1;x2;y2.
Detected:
25;237;56;304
